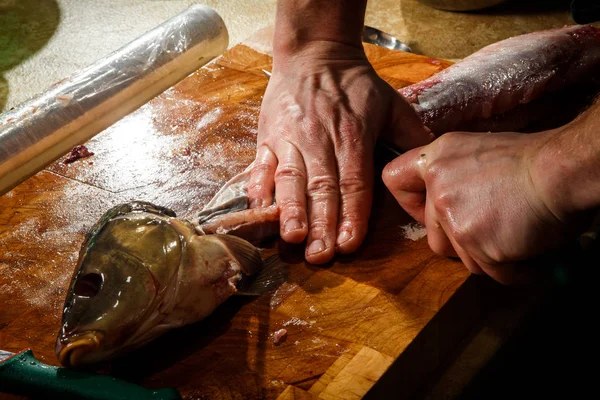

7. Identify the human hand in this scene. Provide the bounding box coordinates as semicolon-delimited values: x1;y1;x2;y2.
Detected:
382;129;586;284
248;42;432;264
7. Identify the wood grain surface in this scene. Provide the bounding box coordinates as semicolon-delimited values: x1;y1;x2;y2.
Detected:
0;30;493;400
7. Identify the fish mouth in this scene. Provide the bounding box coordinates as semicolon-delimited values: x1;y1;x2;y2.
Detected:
57;331;103;367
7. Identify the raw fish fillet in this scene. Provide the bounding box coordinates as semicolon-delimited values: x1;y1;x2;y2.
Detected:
399;25;600;135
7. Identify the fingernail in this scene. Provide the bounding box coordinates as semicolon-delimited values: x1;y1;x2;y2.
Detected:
337;230;352;245
284;219;302;233
307;239;326;255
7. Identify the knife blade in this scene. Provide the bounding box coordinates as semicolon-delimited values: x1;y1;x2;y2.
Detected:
362;25;412;53
0;348;181;400
0;350;14;362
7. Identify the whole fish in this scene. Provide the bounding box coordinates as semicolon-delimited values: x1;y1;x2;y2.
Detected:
56;201;283;367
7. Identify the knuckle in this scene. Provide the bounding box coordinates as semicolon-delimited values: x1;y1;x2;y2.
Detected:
339;174;368;196
307;176;338;197
442;212;469;246
485;246;510;265
486;266;517;285
252;162;275;176
246;181;265;194
450;228;469;248
309;215;333;232
436;131;458;145
339;211;363;227
274;164;305;183
423;162;443;185
432;189;453;212
278;197;305;211
446;223;478;259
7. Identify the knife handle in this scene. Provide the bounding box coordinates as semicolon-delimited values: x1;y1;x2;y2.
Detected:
0;349;181;400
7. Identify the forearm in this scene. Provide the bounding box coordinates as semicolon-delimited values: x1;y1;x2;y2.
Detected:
273;0;368;61
534;97;600;220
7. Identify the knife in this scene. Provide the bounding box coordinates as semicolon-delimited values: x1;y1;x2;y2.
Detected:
0;348;181;400
362;25;412;52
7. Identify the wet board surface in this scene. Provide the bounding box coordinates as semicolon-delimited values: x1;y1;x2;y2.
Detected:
0;28;486;400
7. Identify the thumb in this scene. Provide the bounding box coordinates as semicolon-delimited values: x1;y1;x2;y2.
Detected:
383;89;435;151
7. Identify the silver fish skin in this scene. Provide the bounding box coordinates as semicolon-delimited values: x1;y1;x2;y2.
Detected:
399;25;600;135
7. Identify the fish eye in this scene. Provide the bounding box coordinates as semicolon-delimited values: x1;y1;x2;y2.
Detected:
73;273;103;297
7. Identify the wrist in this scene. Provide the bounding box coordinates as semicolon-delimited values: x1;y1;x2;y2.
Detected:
272;40;368;74
272;0;367;68
530;123;600;222
273;27;364;58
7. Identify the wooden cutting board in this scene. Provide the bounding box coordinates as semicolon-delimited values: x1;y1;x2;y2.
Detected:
0;27;490;400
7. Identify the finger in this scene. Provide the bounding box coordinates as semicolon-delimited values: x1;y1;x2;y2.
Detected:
247;145;277;208
386;90;435;151
305;144;339;265
428;191;487;275
382;147;428;223
478;261;543;285
335;143;374;254
273;142;309;244
442;225;486;276
424;194;458;258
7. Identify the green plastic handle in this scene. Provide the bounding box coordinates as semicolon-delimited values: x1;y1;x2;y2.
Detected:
0;349;182;400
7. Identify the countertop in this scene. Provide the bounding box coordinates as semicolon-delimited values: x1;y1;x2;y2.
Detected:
0;0;581;111
1;0;596;399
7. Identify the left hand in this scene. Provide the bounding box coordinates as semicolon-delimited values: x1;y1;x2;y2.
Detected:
382;129;577;284
248;42;431;264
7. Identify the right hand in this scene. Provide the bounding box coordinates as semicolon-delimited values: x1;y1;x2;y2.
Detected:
382;127;588;284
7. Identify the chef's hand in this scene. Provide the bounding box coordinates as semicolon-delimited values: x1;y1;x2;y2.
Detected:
382;125;596;285
248;42;431;264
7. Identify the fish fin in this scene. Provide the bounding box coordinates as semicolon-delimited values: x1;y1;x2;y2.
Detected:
129;201;177;218
197;196;249;224
198;163;254;223
236;254;289;296
213;234;262;275
191;221;206;235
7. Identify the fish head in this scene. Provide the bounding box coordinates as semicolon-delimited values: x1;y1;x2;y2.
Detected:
56;202;184;367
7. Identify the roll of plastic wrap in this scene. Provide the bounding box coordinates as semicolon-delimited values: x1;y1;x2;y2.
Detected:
0;4;229;195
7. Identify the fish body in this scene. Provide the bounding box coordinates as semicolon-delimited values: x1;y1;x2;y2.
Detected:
56;201;268;367
399;24;600;135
